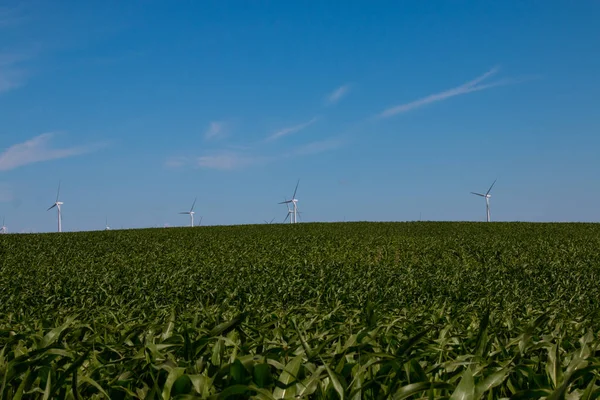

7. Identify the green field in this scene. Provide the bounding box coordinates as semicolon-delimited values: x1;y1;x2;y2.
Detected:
1;222;600;399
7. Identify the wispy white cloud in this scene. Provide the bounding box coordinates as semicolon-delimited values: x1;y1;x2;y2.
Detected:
204;121;227;140
0;6;25;28
168;116;342;171
378;66;521;118
0;132;107;171
267;117;318;141
197;152;268;170
291;138;344;156
0;52;29;94
164;156;188;168
192;137;342;171
0;69;24;94
166;152;261;170
326;84;351;105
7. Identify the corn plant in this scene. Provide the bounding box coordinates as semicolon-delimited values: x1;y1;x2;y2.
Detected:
1;222;600;398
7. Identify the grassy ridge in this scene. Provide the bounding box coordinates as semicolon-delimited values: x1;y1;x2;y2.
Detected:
1;222;600;398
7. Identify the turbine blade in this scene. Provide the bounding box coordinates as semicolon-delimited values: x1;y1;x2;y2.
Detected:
47;204;57;211
190;197;197;212
486;179;497;196
470;192;485;197
283;213;290;223
292;179;300;199
179;212;189;214
56;181;61;202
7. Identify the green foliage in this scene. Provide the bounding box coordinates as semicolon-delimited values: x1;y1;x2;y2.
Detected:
1;222;600;398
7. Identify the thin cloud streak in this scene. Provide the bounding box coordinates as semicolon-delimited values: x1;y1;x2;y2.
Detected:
164;156;188;168
291;138;344;156
165;151;268;171
193;137;342;171
0;6;25;28
0;133;106;171
0;69;24;94
196;152;269;170
267;117;318;141
204;121;226;140
326;84;351;105
0;52;29;94
378;66;521;118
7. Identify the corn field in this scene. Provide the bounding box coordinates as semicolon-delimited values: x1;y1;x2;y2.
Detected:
1;222;600;399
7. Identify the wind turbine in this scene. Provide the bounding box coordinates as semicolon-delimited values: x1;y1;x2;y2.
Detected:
471;179;497;222
179;198;197;227
0;217;6;234
105;217;111;231
47;182;63;232
279;180;300;224
282;202;294;224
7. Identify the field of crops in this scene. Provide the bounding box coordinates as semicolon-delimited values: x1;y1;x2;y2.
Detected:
1;222;600;399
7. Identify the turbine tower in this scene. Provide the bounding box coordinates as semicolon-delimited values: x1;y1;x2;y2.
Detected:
179;198;197;227
47;182;64;232
282;201;294;224
471;179;497;222
105;217;111;231
279;180;300;224
0;217;6;234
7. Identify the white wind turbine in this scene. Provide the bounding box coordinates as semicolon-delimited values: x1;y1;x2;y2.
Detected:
282;201;294;224
179;198;197;227
471;179;497;222
47;182;64;232
279;180;300;224
0;217;6;234
105;217;111;231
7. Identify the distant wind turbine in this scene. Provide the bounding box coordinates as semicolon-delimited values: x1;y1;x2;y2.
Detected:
282;202;293;224
105;217;111;231
47;182;64;232
179;198;197;227
0;217;6;234
279;180;300;224
471;179;497;222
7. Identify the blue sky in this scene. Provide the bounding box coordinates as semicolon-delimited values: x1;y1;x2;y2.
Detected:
1;1;600;232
